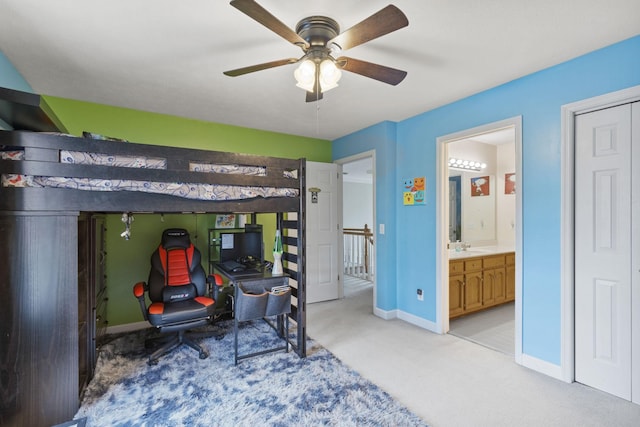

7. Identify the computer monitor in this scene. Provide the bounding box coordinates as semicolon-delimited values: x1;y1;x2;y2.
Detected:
219;230;263;264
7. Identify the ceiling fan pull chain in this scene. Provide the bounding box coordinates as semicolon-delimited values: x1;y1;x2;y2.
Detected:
316;100;320;136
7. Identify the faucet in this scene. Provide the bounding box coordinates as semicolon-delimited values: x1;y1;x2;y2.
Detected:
450;240;471;252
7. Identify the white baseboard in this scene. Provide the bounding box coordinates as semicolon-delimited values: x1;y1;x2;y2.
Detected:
374;306;397;320
521;353;564;381
374;307;439;333
397;310;439;333
106;321;149;335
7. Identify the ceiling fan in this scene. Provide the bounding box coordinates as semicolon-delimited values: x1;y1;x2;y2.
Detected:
223;0;409;102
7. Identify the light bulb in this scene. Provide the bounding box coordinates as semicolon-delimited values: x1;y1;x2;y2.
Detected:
319;59;341;92
294;59;316;92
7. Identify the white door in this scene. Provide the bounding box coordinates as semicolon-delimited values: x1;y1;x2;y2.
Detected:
306;161;341;303
575;102;638;401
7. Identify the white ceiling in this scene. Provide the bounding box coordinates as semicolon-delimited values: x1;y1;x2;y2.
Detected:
343;157;373;184
1;0;638;141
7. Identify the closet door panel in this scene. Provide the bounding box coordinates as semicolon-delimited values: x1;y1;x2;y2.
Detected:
575;104;632;401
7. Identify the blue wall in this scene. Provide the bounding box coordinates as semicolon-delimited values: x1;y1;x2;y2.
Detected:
0;51;32;92
333;35;640;365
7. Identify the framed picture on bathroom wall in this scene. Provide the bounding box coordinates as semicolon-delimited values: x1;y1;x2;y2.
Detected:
470;176;490;197
505;173;516;194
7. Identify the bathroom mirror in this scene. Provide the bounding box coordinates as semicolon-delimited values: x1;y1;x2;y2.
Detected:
447;129;516;247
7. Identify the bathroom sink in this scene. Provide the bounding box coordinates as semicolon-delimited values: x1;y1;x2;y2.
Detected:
448;247;496;258
464;248;493;254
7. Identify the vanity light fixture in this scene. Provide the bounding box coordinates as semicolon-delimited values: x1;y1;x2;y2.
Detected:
448;157;487;172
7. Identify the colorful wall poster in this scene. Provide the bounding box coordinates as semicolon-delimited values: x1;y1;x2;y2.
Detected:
402;176;426;205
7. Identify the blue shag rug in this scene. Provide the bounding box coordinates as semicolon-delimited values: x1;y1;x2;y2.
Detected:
75;319;428;426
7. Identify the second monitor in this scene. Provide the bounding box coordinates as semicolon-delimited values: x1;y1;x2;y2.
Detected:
219;230;263;266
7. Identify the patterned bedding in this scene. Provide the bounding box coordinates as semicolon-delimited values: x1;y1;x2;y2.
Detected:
1;149;299;201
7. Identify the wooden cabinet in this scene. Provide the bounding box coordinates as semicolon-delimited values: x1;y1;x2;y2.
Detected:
449;252;515;319
463;259;483;311
483;255;507;306
448;265;465;317
92;215;108;346
0;213;80;427
505;252;516;300
78;214;107;399
0;212;108;427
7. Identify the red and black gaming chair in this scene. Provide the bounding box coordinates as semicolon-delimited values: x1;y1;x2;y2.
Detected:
133;228;222;365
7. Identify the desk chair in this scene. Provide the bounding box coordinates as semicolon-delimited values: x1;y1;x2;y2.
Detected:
133;228;222;365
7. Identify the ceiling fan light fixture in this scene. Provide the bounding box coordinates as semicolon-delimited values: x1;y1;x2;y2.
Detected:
319;58;341;92
294;59;316;92
225;3;408;102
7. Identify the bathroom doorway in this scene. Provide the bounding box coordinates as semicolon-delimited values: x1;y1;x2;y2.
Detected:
436;117;523;362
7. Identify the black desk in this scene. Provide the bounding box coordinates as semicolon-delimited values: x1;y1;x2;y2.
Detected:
216;265;291;364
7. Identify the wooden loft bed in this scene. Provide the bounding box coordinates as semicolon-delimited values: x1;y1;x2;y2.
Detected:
0;130;305;213
0;87;307;427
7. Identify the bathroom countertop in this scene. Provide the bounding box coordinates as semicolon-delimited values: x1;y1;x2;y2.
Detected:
448;245;515;259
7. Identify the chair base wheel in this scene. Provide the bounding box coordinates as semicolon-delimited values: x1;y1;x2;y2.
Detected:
142;329;211;363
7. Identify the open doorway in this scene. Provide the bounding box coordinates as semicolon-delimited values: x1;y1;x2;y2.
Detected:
337;152;376;304
436;117;523;361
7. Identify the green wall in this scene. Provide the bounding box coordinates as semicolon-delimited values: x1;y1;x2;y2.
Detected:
44;96;331;327
44;96;331;159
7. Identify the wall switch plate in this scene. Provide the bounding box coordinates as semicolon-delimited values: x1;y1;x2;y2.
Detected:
379;224;385;235
417;288;423;301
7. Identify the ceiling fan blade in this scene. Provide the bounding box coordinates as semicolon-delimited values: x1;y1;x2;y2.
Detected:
328;5;408;52
223;58;298;76
230;0;309;49
337;56;407;85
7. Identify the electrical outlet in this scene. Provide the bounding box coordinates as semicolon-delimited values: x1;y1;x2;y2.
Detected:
417;288;423;301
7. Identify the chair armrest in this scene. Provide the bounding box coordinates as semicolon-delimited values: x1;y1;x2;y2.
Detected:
207;274;224;300
209;273;224;286
133;281;149;321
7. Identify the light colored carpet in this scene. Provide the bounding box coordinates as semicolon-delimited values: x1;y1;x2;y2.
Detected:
343;275;374;298
307;283;640;427
449;301;515;355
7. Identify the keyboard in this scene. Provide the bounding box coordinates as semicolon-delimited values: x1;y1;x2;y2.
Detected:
220;260;246;273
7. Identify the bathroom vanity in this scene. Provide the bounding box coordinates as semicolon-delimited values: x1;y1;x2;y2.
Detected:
449;248;515;318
